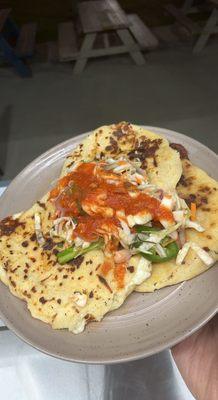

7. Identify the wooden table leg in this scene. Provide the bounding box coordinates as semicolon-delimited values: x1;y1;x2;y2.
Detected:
0;35;32;77
193;8;218;54
103;33;110;48
73;33;96;74
116;29;145;66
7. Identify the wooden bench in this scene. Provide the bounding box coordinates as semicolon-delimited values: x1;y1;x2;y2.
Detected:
58;1;160;73
192;1;218;53
127;14;158;50
15;22;37;58
78;0;128;33
58;21;78;62
165;1;218;52
165;4;198;35
71;0;145;73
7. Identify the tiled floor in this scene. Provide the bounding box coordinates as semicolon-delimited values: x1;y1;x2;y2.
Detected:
0;41;218;181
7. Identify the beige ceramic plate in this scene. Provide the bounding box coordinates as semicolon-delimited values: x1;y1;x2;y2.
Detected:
0;127;217;364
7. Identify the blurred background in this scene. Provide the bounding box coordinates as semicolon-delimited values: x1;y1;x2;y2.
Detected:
0;0;217;181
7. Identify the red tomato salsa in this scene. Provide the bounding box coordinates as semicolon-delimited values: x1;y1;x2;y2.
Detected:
50;162;173;241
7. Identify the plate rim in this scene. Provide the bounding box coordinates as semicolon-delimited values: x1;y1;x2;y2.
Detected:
0;125;217;364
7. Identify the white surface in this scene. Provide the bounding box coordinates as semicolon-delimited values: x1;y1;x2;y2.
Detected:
0;331;195;400
0;185;195;400
0;187;6;195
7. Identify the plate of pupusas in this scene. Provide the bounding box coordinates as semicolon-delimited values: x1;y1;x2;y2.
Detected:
0;122;217;363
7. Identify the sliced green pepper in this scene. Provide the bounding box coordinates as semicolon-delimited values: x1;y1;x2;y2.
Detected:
135;225;160;233
161;236;175;247
131;241;143;249
57;238;104;265
140;242;179;263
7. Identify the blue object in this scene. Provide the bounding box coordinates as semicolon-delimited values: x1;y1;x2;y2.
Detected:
0;9;33;77
2;16;19;41
0;36;32;77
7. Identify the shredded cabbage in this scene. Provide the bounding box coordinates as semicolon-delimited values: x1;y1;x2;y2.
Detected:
191;243;214;266
173;210;186;222
176;242;191;265
118;220;135;247
146;222;182;244
176;241;215;266
185;220;205;232
74;237;90;249
138;242;153;253
161;195;173;210
50;217;76;244
34;213;45;246
155;243;167;257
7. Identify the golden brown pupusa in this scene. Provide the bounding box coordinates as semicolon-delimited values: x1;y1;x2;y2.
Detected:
0;194;151;333
0;122;183;331
61;122;182;192
136;159;218;292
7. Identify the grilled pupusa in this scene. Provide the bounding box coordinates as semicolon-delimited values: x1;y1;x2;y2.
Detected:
0;122;216;332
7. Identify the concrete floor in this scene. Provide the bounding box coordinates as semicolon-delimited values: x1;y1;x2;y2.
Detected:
0;41;218;181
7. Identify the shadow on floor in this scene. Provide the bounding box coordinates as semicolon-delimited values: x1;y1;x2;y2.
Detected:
0;105;12;178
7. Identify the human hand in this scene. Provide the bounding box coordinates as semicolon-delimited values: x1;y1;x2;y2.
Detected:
172;314;218;400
